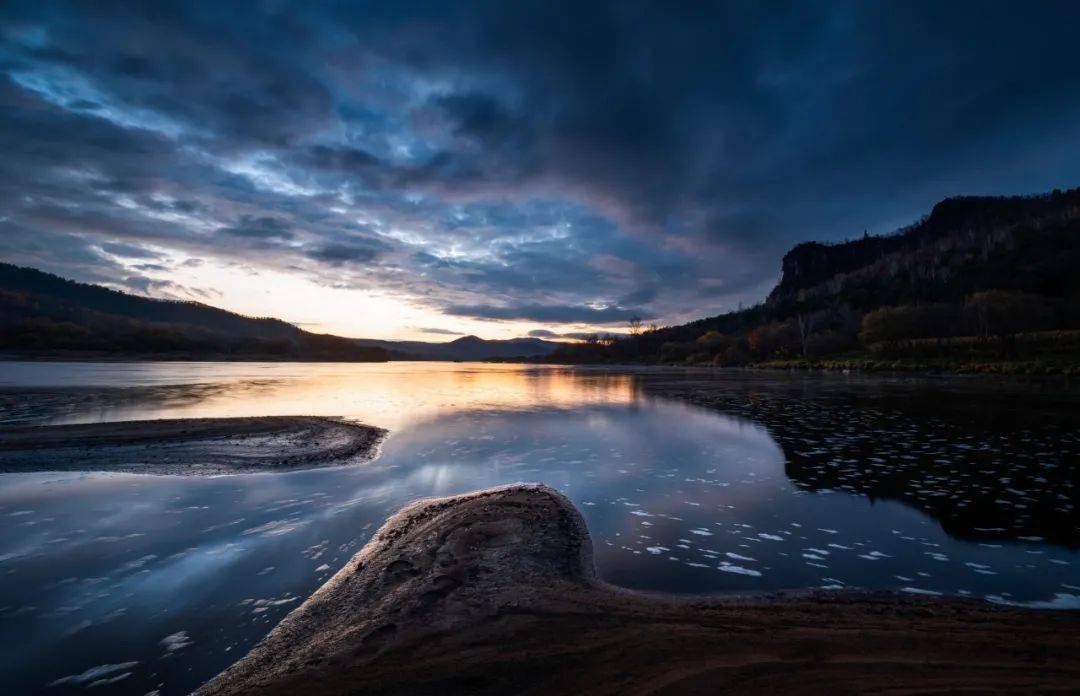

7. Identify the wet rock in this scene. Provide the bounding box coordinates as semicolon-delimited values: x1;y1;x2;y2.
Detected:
0;416;385;475
197;484;1080;695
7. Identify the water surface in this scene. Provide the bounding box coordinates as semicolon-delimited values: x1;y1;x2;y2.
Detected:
0;362;1076;695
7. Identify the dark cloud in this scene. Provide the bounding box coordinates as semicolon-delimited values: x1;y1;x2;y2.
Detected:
446;302;647;325
1;1;1078;331
219;216;293;240
115;274;208;300
528;328;617;341
436;93;519;140
416;327;465;336
99;241;161;259
306;241;384;265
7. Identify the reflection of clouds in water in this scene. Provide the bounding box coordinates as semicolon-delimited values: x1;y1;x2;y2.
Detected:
652;375;1080;548
995;593;1080;609
47;661;139;688
242;519;308;536
1;370;1079;694
0;362;638;430
369;403;810;590
160;630;193;653
0;380;286;426
118;542;245;601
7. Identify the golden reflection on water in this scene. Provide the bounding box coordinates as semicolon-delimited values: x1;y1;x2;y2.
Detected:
40;362;638;429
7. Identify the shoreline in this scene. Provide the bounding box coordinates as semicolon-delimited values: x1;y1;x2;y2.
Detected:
3;355;1076;381
0;353;390;363
0;416;386;475
197;484;1080;695
547;359;1080;378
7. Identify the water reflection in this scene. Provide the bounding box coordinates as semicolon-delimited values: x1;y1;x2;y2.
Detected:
633;372;1080;548
0;363;1078;694
0;361;636;429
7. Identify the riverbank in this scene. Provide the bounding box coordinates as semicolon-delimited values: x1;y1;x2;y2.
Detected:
752;355;1080;376
541;354;1080;376
197;484;1080;695
0;352;390;362
0;416;385;475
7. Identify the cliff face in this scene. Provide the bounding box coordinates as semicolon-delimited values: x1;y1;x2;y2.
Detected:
546;185;1080;365
767;188;1080;308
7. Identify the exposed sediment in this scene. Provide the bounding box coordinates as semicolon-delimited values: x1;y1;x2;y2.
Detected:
197;483;1080;695
0;416;385;475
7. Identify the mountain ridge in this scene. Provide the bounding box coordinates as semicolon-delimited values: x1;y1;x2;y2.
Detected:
767;188;1080;307
547;185;1080;371
353;334;560;361
0;263;388;361
5;185;1077;367
0;263;561;361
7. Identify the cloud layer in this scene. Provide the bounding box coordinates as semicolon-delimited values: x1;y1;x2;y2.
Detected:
2;1;1079;336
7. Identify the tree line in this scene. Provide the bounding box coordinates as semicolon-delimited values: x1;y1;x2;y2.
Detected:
547;289;1077;367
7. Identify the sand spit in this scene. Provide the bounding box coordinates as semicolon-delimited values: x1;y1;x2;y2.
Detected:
0;416;385;475
197;483;1080;695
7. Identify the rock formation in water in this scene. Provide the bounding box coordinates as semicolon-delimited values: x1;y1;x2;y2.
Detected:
0;416;385;475
197;483;1080;695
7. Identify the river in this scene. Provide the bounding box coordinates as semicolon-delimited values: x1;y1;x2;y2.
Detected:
0;362;1076;694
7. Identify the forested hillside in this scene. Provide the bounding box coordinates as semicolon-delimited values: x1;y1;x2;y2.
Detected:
0;264;389;361
549;187;1080;374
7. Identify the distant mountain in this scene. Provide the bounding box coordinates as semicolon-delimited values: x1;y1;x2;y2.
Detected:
0;263;389;361
354;334;560;361
0;263;562;362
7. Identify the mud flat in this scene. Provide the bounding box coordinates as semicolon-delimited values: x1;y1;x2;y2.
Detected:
197;483;1080;695
0;416;385;475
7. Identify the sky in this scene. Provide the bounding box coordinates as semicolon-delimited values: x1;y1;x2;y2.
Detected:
1;1;1079;341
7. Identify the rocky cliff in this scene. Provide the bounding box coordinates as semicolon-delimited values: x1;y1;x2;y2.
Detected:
767;188;1080;309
